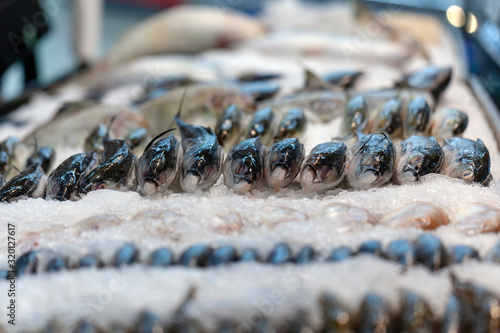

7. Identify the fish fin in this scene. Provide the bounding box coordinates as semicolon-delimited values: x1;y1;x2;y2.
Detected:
175;85;189;120
104;115;117;144
143;128;176;153
298;59;329;91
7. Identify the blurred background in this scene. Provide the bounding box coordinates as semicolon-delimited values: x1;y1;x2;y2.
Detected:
1;0;499;106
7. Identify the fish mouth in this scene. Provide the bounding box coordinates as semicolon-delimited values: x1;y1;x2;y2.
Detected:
360;165;380;178
234;175;254;184
182;171;202;192
301;166;318;184
403;165;419;181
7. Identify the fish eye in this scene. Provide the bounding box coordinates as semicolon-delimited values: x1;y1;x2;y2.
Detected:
203;165;214;179
97;183;107;190
235;162;249;176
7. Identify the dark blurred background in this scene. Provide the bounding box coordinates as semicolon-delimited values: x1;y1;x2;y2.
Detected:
1;0;499;109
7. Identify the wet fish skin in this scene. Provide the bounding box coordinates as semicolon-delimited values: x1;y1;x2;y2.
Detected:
429;108;468;142
264;137;305;191
267;243;292;264
208;245;239;266
384;239;416;267
404;97;431;138
0;164;46;203
175;115;224;192
126;127;149;149
84;123;108;152
399;65;452;101
327;246;353;262
346;133;396;191
46;257;68;273
358;240;383;256
223;137;266;194
114;243;140;268
394;135;444;184
136;131;181;196
215;105;242;147
79;140;137;194
239;248;261;262
441;137;491;185
299;141;348;193
246;107;275;143
446;245;480;265
358;293;391;333
368;98;403;138
179;244;213;267
399;291;433;333
16;250;39;277
341;95;367;135
46;152;99;201
295;245;317;264
26;146;55;173
414;234;447;271
274;108;307;142
323;69;363;89
148;247;174;267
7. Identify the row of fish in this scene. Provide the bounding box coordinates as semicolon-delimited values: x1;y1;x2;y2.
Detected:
7;234;500;279
0;124;491;203
14;273;500;332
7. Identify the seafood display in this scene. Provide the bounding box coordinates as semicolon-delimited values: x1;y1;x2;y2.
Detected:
1;1;500;332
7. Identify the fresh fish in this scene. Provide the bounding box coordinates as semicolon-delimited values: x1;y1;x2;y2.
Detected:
441;138;491;185
216;105;242;148
78;255;103;268
114;243;139;268
264;138;305;192
274;108;307;142
246;107;274;144
346;133;396;190
295;245;317;264
323;69;363;89
26;146;55;173
399;291;433;333
327;246;353;262
380;202;449;230
320;292;353;332
429;108;468;142
147;247;174;267
358;240;383;256
237;73;281;82
239;81;280;102
84;123;108;152
267;243;292;264
135;311;166;333
0;137;20;175
365;98;403;138
125;127;148;150
79;140;137;194
139;83;254;135
0;164;46;203
397;65;452;101
394;135;444;184
223;137;266;195
384;239;416;266
358;293;391;333
98;6;267;70
341;95;367;135
175;108;224;192
260;91;346;123
299;142;348;193
447;245;480;264
451;203;500;235
46;258;67;272
239;248;260;262
46;152;99;201
208;246;239;266
179;244;213;267
32;104;147;149
136;129;181;196
414;234;447;271
404;97;431;138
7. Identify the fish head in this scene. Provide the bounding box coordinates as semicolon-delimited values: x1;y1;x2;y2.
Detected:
268;138;305;181
0;151;9;174
0;164;45;203
216;105;241;146
406;98;430;135
138;135;179;194
302;143;347;185
406;66;452;100
181;141;223;192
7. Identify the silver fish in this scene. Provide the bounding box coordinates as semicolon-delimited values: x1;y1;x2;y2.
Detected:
441;137;491;185
367;98;403;138
346;133;396;190
404;97;431;138
216;105;242;148
429;108;468;142
0;164;46;203
84;123;108;152
0;137;20;175
274;108;307;142
299;142;348;193
264;137;305;192
46;152;100;201
246;107;274;144
80;140;137;194
175;114;223;193
223;137;266;194
394;135;444;184
398;65;452;101
26;146;55;174
136;129;181;196
341;95;367;135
